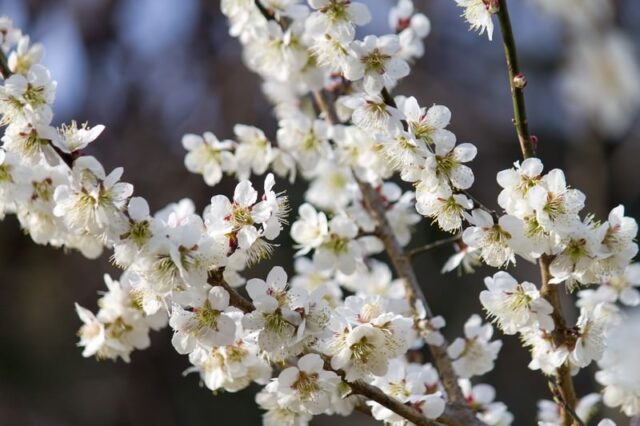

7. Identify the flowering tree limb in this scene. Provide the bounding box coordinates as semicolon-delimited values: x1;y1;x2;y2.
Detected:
313;87;481;424
495;1;577;423
1;2;638;426
209;270;467;426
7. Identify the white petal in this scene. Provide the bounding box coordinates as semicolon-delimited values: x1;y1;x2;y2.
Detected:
425;105;451;128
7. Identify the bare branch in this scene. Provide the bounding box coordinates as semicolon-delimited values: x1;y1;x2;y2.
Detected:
409;235;462;259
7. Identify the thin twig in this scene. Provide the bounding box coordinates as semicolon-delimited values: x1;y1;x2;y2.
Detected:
495;2;577;423
253;0;276;21
461;189;497;217
496;0;534;159
312;90;339;124
409;234;461;258
548;377;585;426
208;270;255;313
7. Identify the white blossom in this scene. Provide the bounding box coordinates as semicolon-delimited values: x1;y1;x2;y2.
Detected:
480;271;554;335
455;0;497;41
447;314;502;378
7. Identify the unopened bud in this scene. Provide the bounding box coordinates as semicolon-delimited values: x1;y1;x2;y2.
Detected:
483;0;500;14
513;73;527;89
530;135;539;151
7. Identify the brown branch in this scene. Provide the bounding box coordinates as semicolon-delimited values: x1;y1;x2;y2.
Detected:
246;1;480;422
539;255;578;426
253;0;276;21
495;1;577;421
208;269;255;313
350;382;479;426
312;90;339;124
548;377;585;426
496;0;535;159
349;381;445;426
409;234;462;258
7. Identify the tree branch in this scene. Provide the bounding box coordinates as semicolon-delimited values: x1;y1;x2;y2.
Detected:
207;270;474;426
495;2;577;423
496;0;534;159
208;270;255;313
409;234;462;258
548;376;585;426
357;181;480;423
310;90;482;424
539;255;578;426
348;380;445;426
249;2;480;422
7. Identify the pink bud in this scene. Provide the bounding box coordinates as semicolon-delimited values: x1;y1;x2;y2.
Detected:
483;0;500;13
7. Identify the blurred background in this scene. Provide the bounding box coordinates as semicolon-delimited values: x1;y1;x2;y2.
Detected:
1;0;639;424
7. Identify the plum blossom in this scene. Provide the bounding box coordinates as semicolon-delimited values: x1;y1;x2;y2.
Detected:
344;35;410;94
182;132;236;186
480;271;554;335
447;314;502;378
276;353;340;415
455;0;497;41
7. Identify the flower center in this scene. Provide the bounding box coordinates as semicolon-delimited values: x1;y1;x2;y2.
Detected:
350;335;375;363
292;371;320;400
362;48;391;74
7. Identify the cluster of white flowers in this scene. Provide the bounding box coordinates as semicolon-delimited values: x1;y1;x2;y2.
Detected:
461;156;640;422
2;0;640;424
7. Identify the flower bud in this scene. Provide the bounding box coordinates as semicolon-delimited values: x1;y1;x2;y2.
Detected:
513;73;527;89
483;0;500;14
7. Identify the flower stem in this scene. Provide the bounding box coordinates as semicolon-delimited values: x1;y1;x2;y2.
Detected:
496;0;534;159
409;234;462;258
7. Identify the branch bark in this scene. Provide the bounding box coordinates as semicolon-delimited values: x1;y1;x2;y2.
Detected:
348;380;445;426
496;2;577;424
539;255;578;425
